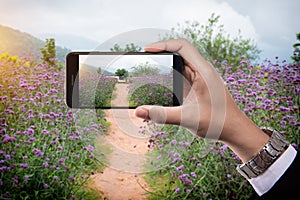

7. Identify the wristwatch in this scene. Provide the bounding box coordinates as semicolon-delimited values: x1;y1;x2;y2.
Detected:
236;127;290;179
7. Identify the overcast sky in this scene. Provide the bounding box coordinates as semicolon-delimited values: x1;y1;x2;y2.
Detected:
0;0;299;62
80;54;172;73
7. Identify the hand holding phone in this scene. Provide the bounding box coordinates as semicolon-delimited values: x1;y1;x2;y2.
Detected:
66;52;184;108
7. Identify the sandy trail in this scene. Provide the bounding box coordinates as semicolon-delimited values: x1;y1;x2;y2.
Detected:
89;83;151;200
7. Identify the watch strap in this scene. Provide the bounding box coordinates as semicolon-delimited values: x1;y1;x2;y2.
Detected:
236;127;289;179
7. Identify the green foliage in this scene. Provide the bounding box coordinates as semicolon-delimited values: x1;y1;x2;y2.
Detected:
144;127;254;200
110;43;142;52
97;67;102;74
165;13;261;73
129;82;173;107
40;38;56;66
130;62;160;77
115;68;129;79
291;32;300;64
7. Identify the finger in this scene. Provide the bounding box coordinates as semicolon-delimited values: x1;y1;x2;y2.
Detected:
135;105;182;125
144;38;207;67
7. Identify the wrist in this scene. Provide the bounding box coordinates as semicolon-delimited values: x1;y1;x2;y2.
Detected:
221;111;270;162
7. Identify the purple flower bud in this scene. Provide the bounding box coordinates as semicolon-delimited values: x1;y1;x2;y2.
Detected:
69;176;75;182
170;140;177;145
191;172;197;178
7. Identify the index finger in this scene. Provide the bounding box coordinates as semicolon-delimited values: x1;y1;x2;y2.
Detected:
144;38;207;69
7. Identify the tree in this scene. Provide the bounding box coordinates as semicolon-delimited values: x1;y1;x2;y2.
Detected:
164;13;261;73
291;32;300;65
115;68;129;79
97;67;102;74
110;43;142;52
40;38;56;66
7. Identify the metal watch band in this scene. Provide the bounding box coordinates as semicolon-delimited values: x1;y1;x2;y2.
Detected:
236;127;290;179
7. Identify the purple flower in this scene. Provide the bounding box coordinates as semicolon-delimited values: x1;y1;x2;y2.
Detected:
43;183;49;189
220;144;228;151
237;79;247;84
2;135;16;143
58;158;64;165
5;154;10;160
54;175;58;180
87;145;94;152
173;157;182;163
33;148;44;157
20;163;29;168
43;162;49;168
185;189;191;193
291;143;298;148
24;175;29;179
177;165;184;171
183;178;192;185
226;77;235;82
175;188;180;194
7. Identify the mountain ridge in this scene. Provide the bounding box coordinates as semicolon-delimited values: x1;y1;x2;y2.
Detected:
0;25;71;62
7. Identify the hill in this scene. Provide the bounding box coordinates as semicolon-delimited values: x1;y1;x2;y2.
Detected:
0;25;71;62
80;63;114;75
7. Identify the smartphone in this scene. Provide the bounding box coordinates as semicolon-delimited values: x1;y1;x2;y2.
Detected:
66;52;184;109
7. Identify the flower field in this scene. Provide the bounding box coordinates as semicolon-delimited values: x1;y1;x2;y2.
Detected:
79;71;117;108
143;58;300;199
128;74;173;106
0;51;299;200
0;53;108;199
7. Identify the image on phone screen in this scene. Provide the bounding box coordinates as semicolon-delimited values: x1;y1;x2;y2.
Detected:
66;52;183;109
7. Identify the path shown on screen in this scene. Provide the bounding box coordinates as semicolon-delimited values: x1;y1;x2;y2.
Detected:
111;83;129;107
89;83;151;199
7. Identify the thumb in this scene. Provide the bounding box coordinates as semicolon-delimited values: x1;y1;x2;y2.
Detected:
135;105;182;125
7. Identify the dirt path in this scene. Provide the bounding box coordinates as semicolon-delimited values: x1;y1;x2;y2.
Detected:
111;83;130;107
89;83;151;200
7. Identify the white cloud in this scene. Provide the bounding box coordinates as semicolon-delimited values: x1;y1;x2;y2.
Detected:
0;0;297;60
0;0;258;41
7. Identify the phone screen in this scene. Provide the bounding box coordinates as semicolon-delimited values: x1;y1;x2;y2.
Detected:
66;52;183;108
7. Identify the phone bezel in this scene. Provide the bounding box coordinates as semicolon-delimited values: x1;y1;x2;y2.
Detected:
66;51;184;109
